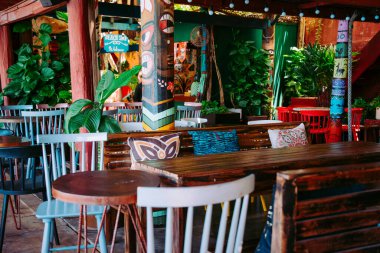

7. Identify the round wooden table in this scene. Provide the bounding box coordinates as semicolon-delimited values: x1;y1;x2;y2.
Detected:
52;170;160;253
0;116;24;124
0;136;30;148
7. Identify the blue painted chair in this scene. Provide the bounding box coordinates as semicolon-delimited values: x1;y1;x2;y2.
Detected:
0;105;33;136
36;133;108;253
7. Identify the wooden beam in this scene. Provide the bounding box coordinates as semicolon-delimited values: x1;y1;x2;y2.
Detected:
67;0;94;101
0;0;67;26
175;11;268;29
0;25;13;105
299;1;338;9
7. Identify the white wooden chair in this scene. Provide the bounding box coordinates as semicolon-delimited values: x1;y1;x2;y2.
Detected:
176;105;202;120
126;102;143;109
21;109;65;145
103;102;127;110
36;133;108;253
174;120;196;128
181;118;208;128
137;174;255;253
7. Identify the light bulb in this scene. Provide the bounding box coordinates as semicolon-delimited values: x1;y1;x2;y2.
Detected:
208;7;214;15
315;8;320;15
361;16;366;21
187;0;192;2
330;13;335;19
299;11;304;17
229;2;234;8
281;10;286;16
264;6;269;12
244;0;249;4
375;15;380;20
346;15;350;21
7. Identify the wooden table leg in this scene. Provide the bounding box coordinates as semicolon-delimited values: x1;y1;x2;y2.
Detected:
84;205;88;253
110;205;122;253
92;206;107;253
124;212;136;253
126;205;147;253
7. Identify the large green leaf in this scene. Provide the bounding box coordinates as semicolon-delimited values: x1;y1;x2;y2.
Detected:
99;116;122;133
39;23;52;34
0;93;3;105
13;21;32;33
59;75;70;84
52;61;64;71
39;34;51;47
58;90;72;100
68;108;90;133
56;11;68;23
83;109;102;133
100;65;141;104
41;67;55;81
7;63;23;75
64;99;93;133
95;71;114;102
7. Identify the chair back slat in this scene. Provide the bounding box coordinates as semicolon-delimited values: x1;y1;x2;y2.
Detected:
138;174;255;252
0;105;33;136
215;201;229;252
118;108;142;123
126;102;143;109
184;206;194;253
176;106;202;120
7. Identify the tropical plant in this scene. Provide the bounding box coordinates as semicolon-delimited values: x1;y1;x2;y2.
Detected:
283;43;334;102
64;65;141;134
3;14;71;105
225;33;271;116
201;100;228;115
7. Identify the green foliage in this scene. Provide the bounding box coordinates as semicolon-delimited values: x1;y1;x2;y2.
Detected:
352;97;380;120
201;100;228;115
13;20;32;33
225;33;271;116
3;20;71;105
64;66;141;134
56;11;68;23
283;43;334;101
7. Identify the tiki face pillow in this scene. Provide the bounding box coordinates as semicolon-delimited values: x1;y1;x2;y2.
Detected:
127;133;181;168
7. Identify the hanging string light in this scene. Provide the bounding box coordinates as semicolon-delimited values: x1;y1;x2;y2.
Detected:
281;9;286;16
299;10;304;17
208;6;214;15
330;13;335;19
244;0;249;4
346;15;350;21
264;5;269;12
361;16;366;21
375;10;379;20
187;0;192;3
229;1;234;9
315;8;320;15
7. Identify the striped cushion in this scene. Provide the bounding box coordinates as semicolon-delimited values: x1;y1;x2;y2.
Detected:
127;133;181;167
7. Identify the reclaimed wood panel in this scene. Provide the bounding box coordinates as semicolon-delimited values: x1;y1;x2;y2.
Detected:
272;162;380;253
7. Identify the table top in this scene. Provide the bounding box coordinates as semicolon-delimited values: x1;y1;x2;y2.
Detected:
0;116;24;123
0;136;30;148
135;142;380;191
52;170;160;205
292;107;330;112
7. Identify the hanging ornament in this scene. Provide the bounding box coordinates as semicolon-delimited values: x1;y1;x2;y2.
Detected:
299;10;304;17
244;0;249;4
264;5;269;12
208;6;214;15
330;13;335;19
281;9;286;16
229;2;234;8
315;8;320;15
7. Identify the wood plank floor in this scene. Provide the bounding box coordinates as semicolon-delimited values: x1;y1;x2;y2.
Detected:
0;194;268;252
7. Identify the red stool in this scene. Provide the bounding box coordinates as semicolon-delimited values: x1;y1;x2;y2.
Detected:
300;110;330;144
343;108;363;141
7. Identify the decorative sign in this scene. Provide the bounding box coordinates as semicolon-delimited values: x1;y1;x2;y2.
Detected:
103;34;129;53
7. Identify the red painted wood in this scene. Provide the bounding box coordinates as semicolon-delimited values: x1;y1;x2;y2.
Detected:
352;30;380;83
0;0;67;25
67;0;94;101
0;25;12;105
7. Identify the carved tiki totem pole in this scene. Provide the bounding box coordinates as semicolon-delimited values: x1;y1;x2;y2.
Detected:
140;0;175;130
328;20;348;142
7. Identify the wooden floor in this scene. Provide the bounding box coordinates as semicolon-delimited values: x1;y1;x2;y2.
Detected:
0;194;268;252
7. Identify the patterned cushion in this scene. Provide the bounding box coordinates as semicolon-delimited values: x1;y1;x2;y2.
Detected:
127;133;181;167
188;130;240;156
268;123;308;149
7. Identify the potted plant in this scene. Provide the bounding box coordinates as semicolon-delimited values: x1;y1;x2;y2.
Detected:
225;32;271;119
283;43;334;106
201;100;240;126
3;16;71;105
370;96;380;120
64;65;141;134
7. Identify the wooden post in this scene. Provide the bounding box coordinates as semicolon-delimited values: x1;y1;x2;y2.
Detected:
0;25;13;105
140;0;175;130
67;0;94;101
328;20;348;143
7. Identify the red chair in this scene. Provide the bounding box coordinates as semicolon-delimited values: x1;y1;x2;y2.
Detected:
343;108;363;141
300;110;330;144
276;107;290;122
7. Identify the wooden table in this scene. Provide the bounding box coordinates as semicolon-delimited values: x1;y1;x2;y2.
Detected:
52;170;160;253
0;136;30;147
135;142;380;252
364;119;380;142
292;107;330;111
0;116;24;123
135;142;380;193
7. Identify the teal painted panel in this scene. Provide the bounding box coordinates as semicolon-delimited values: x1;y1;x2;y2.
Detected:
174;22;198;42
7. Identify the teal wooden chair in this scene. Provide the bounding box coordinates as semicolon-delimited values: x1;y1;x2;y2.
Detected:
0;105;33;136
36;133;108;253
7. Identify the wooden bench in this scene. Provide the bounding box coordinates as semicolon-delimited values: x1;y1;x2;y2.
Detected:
104;121;310;170
272;162;380;253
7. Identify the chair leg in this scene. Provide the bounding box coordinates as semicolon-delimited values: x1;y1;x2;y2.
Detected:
0;195;9;253
41;219;52;253
259;195;268;212
52;219;60;245
95;214;108;253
